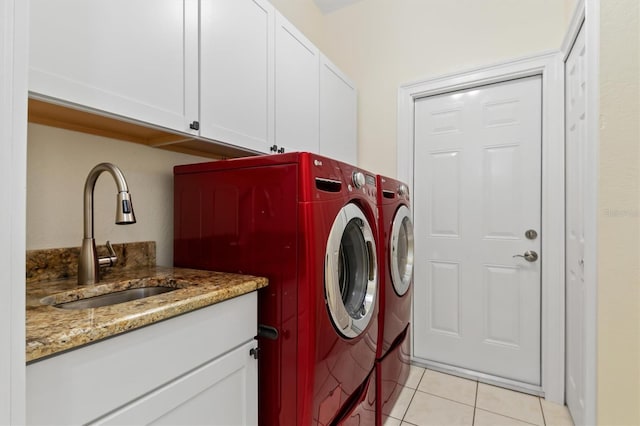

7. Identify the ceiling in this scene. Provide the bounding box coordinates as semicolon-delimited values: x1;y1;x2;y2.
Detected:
313;0;364;14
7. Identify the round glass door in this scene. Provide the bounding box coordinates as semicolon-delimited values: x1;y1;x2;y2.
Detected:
325;203;377;339
390;205;414;296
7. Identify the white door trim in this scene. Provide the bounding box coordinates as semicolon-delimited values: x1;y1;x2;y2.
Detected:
0;0;28;423
561;0;598;424
397;51;565;402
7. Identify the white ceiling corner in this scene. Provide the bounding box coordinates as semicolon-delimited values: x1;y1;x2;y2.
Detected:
313;0;364;14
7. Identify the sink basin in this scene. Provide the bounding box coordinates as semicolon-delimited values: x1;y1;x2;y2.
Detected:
53;286;176;310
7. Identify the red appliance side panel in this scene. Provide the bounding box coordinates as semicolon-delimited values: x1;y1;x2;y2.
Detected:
334;369;377;426
377;326;411;425
174;164;301;426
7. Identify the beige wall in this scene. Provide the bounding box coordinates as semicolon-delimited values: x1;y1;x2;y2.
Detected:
243;0;571;177
270;0;325;48
597;1;640;424
565;0;579;24
27;124;209;266
321;0;568;176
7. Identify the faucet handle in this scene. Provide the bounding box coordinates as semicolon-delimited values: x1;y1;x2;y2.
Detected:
98;240;118;267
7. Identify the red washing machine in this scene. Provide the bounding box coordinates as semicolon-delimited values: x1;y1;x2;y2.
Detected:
374;175;414;425
173;152;379;426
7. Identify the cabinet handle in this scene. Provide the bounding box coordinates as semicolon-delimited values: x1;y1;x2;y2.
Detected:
189;121;200;131
277;147;285;154
257;324;279;340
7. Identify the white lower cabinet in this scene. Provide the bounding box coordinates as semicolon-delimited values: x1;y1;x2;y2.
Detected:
94;341;257;425
27;293;258;426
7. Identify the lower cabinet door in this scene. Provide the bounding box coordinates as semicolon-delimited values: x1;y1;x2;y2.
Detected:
93;340;258;425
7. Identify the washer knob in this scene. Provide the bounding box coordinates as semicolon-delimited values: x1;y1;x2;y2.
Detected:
352;171;366;189
398;184;409;197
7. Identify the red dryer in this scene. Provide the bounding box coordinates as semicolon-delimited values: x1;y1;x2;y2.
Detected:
174;153;379;426
374;175;414;425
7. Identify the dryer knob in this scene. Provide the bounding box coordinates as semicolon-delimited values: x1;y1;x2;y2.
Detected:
352;171;366;189
398;184;409;197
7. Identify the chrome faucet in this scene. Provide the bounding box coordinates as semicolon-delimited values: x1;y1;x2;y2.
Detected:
78;163;136;285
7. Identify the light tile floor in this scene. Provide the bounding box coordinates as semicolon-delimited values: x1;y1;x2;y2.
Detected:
384;366;575;426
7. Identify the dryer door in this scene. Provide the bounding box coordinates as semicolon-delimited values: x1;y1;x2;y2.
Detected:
325;203;377;339
390;205;414;296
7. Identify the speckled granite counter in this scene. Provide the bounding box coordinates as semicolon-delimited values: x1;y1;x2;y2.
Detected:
27;260;267;363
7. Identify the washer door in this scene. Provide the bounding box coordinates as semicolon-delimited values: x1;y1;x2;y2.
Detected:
390;205;414;296
325;203;378;339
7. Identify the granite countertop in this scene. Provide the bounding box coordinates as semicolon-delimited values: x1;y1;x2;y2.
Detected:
26;266;268;362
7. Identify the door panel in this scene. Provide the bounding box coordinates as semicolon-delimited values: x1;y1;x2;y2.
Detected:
429;151;461;237
319;54;357;165
200;0;274;153
275;12;319;153
29;0;198;134
565;24;587;426
429;262;460;336
413;76;542;385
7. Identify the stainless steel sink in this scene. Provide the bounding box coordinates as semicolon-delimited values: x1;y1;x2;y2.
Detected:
53;286;176;310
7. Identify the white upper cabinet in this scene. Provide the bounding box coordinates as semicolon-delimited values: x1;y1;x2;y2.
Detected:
274;12;320;154
28;1;356;159
200;0;275;154
319;54;358;165
29;0;199;135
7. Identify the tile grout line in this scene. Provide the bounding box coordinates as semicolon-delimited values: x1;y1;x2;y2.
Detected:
401;387;418;424
474;407;542;426
415;388;476;409
398;367;426;424
475;381;546;426
419;368;478;407
539;396;547;426
472;379;479;425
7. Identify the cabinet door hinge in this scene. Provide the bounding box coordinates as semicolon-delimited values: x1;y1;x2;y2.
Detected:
249;347;260;359
189;120;200;131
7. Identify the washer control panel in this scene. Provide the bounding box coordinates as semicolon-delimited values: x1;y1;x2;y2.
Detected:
352;171;366;189
397;184;409;197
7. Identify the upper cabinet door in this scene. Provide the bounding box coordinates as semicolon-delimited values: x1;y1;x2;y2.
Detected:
274;12;319;154
319;54;358;165
200;0;275;154
29;0;199;135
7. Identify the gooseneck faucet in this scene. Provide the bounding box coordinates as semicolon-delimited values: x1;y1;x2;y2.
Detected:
78;163;136;285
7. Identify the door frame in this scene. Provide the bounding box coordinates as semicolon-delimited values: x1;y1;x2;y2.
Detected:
560;0;597;424
397;51;565;402
0;0;28;423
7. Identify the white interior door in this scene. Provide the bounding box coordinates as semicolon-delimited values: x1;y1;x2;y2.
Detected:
413;76;542;385
565;24;586;426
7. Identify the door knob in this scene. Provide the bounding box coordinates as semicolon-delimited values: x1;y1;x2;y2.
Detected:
513;250;538;262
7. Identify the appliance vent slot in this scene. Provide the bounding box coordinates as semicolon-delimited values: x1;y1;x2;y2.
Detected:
383;190;396;199
315;178;342;192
